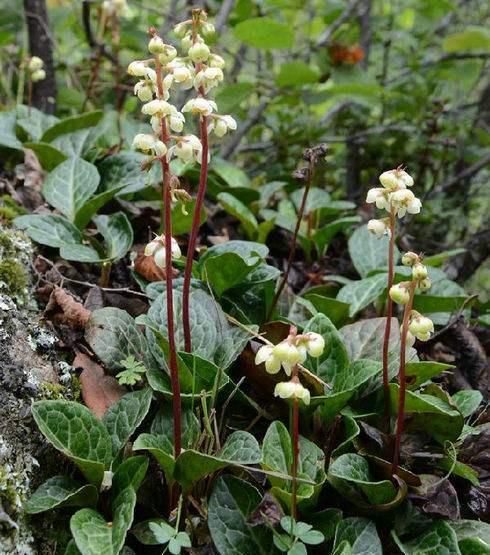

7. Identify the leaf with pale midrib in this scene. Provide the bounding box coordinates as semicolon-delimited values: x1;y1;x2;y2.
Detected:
24;476;98;514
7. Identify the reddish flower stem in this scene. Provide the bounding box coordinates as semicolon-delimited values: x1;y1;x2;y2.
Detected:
182;11;209;353
267;159;314;322
382;208;396;422
391;280;416;476
291;395;299;521
153;32;181;459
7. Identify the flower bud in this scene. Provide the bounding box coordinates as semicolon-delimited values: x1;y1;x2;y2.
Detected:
28;56;43;72
188;41;210;63
173;22;187;38
141;99;172;116
158;45;178;65
209;54;226;69
304;332;325;357
412;262;428;281
201;22;215;38
418;278;432;291
132;133;155;152
401;251;418;267
367;219;387;238
181;33;193;51
127;61;148;76
134;81;154;102
31;69;46;82
389;283;410;305
409;313;434;337
274;380;310;405
148;36;166;54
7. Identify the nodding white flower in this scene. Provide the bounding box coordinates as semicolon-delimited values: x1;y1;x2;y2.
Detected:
367;219;388;238
406;331;416;347
169;134;203;164
274;380;311;405
169;111;185;133
173;22;188;39
209;54;226;69
255;345;282;374
272;341;305;375
418;278;432;291
402;251;419;267
412;262;428;281
209;115;237;138
153;140;167;157
366;188;390;211
182;98;217;117
181;33;193;52
134;80;154;102
127;61;148;77
144;235;181;269
145;67;157;84
390;189;422;218
168;64;194;89
141;99;172;117
408;312;434;341
158;45;178;65
31;69;46;82
201;22;215;38
389;283;410;305
188;41;210;63
28;56;43;72
132;134;167;157
302;332;325;358
379;168;414;190
194;67;224;92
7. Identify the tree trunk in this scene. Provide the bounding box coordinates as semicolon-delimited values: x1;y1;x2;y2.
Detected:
23;0;57;113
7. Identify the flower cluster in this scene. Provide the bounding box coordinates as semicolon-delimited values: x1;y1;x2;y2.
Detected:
366;168;421;236
389;252;434;344
255;330;325;405
28;56;45;83
127;14;236;267
144;234;181;269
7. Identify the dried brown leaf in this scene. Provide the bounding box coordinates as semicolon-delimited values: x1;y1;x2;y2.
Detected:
45;287;91;328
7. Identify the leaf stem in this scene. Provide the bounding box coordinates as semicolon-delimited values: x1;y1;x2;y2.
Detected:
382;208;396;423
391;280;415;476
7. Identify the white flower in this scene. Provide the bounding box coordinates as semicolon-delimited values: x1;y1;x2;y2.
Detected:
201;22;215;38
181;33;193;52
182;98;217;117
153;140;167;157
412;262;428;281
401;251;418;267
390;189;422;218
168;64;194;89
408;313;434;341
128;61;148;77
302;332;325;358
169;134;203;164
272;341;305;375
28;56;43;72
134;80;154;102
367;219;388;238
379;168;414;190
169;111;185;133
418;278;432;291
188;41;210;63
194;67;223;92
389;283;410;305
274;380;310;405
141;99;172;117
255;345;281;374
144;235;181;269
31;69;46;82
209;115;237;138
209;54;226;69
173;22;188;39
132;133;155;152
148;36;166;54
366;188;390;211
158;45;178;65
145;67;157;84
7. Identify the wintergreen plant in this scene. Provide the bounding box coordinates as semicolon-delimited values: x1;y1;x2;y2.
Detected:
365;167;421;420
255;327;325;519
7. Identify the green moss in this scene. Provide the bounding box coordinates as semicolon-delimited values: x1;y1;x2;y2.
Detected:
38;382;66;400
0;257;28;298
0;195;26;222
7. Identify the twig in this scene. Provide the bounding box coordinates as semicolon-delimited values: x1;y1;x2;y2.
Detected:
316;0;363;47
215;0;235;33
429;151;490;196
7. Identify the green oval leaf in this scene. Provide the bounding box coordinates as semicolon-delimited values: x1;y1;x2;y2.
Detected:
234;17;295;49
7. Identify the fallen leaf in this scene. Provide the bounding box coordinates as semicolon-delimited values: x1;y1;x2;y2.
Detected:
247;493;284;527
74;352;125;419
133;245;179;282
409;474;460;519
45;287;91;328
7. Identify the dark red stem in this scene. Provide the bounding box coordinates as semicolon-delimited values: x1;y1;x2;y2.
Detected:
382;209;396;422
182;113;208;353
391;281;415;476
291;396;299;521
154;43;181;459
267;160;314;321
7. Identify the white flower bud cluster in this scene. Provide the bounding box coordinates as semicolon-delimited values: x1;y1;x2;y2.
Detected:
406;310;434;344
144;234;181;269
127;14;236;169
255;332;325;376
366;168;422;235
28;56;46;83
